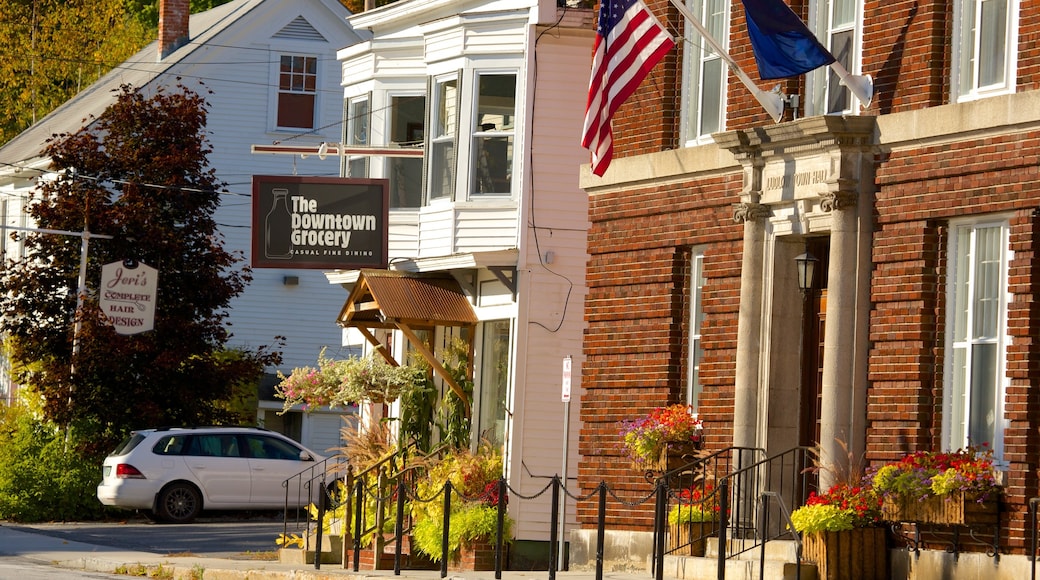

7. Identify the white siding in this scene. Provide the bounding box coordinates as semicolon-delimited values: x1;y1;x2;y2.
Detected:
169;2;363;371
508;31;592;541
455;203;520;253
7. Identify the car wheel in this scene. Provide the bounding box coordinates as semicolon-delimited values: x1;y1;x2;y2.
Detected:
156;482;202;523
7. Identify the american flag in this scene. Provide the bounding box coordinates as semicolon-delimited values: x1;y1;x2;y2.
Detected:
581;0;675;177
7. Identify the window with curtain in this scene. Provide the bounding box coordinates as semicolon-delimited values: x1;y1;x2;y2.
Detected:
277;54;317;129
954;0;1017;100
681;0;726;144
944;220;1009;457
686;250;705;408
810;0;859;114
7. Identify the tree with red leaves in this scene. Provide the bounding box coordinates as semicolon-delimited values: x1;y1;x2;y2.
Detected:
0;83;281;451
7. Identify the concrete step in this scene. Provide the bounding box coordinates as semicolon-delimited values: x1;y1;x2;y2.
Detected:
663;539;817;580
662;555;817;580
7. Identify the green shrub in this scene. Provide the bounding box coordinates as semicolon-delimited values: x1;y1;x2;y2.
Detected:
0;403;107;521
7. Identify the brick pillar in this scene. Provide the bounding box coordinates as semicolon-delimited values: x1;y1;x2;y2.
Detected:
158;0;190;61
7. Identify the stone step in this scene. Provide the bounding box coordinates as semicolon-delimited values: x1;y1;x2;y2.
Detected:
662;555;818;580
662;539;818;580
705;538;803;561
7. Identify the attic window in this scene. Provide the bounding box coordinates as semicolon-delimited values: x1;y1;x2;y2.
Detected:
278;55;317;129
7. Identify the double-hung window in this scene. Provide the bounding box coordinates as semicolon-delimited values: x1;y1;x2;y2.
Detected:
277;54;317;129
388;94;425;209
686;250;706;408
471;73;516;197
944;219;1010;457
346;96;369;178
680;0;726;144
810;0;861;114
953;0;1018;100
428;75;459;202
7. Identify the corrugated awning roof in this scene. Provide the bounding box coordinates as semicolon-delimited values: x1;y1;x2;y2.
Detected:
336;269;477;329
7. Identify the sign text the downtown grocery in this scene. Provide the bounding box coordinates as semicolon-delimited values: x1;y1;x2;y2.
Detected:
251;176;389;269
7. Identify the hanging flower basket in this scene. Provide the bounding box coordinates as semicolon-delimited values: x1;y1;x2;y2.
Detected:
619;404;703;470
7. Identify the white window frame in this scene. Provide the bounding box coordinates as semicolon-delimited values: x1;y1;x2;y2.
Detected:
345;94;370;178
386;91;426;210
942;216;1011;459
426;73;460;204
469;71;517;199
686;249;706;408
807;0;865;115
952;0;1019;102
679;0;728;145
274;53;320;131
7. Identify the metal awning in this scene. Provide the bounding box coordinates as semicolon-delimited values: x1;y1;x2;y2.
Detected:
336;269;478;330
336;269;477;416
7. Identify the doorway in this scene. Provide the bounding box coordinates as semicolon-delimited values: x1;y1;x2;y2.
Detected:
798;238;830;453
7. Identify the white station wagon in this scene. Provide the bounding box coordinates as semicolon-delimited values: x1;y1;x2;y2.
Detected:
97;426;326;523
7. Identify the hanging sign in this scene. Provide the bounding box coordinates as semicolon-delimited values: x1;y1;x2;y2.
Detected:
100;260;158;335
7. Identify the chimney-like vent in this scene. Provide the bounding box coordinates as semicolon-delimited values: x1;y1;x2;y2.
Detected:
158;0;190;61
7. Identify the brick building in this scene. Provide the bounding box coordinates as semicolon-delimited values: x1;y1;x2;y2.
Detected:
576;0;1039;576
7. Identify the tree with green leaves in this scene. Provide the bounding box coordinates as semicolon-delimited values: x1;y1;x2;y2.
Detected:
0;83;281;452
0;0;153;147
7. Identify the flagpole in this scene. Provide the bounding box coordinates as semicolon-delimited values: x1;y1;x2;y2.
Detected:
668;0;785;123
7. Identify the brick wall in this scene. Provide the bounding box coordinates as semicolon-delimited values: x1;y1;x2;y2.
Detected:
871;130;1040;548
578;173;743;528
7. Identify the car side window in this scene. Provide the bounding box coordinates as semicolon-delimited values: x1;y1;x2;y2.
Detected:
185;435;242;458
245;435;302;461
153;435;188;455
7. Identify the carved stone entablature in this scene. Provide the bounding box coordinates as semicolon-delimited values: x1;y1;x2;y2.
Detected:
733;202;771;223
819;190;858;212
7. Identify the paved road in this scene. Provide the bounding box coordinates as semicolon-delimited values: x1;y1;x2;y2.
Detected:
5;512;291;559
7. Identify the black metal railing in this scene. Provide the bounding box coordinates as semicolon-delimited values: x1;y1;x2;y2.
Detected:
709;446;813;580
1030;497;1040;580
652;447;763;565
281;453;351;556
284;444;816;580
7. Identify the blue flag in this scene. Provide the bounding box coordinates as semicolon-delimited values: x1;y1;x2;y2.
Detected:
740;0;835;80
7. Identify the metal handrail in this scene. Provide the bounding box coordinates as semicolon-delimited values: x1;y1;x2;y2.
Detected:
760;491;803;580
281;453;351;552
1030;497;1040;580
651;446;764;580
712;446;813;580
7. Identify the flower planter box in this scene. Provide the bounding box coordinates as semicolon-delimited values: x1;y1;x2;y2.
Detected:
802;527;887;580
668;522;712;556
881;493;998;525
448;536;499;571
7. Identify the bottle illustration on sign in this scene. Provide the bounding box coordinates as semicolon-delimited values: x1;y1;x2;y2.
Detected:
265;188;293;259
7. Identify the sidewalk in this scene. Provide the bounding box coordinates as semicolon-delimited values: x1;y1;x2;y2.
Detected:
0;524;650;580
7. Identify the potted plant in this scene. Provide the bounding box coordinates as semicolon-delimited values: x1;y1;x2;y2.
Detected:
619;404;703;471
411;444;513;570
871;445;1001;525
790;482;886;580
667;482;718;556
275;347;424;412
